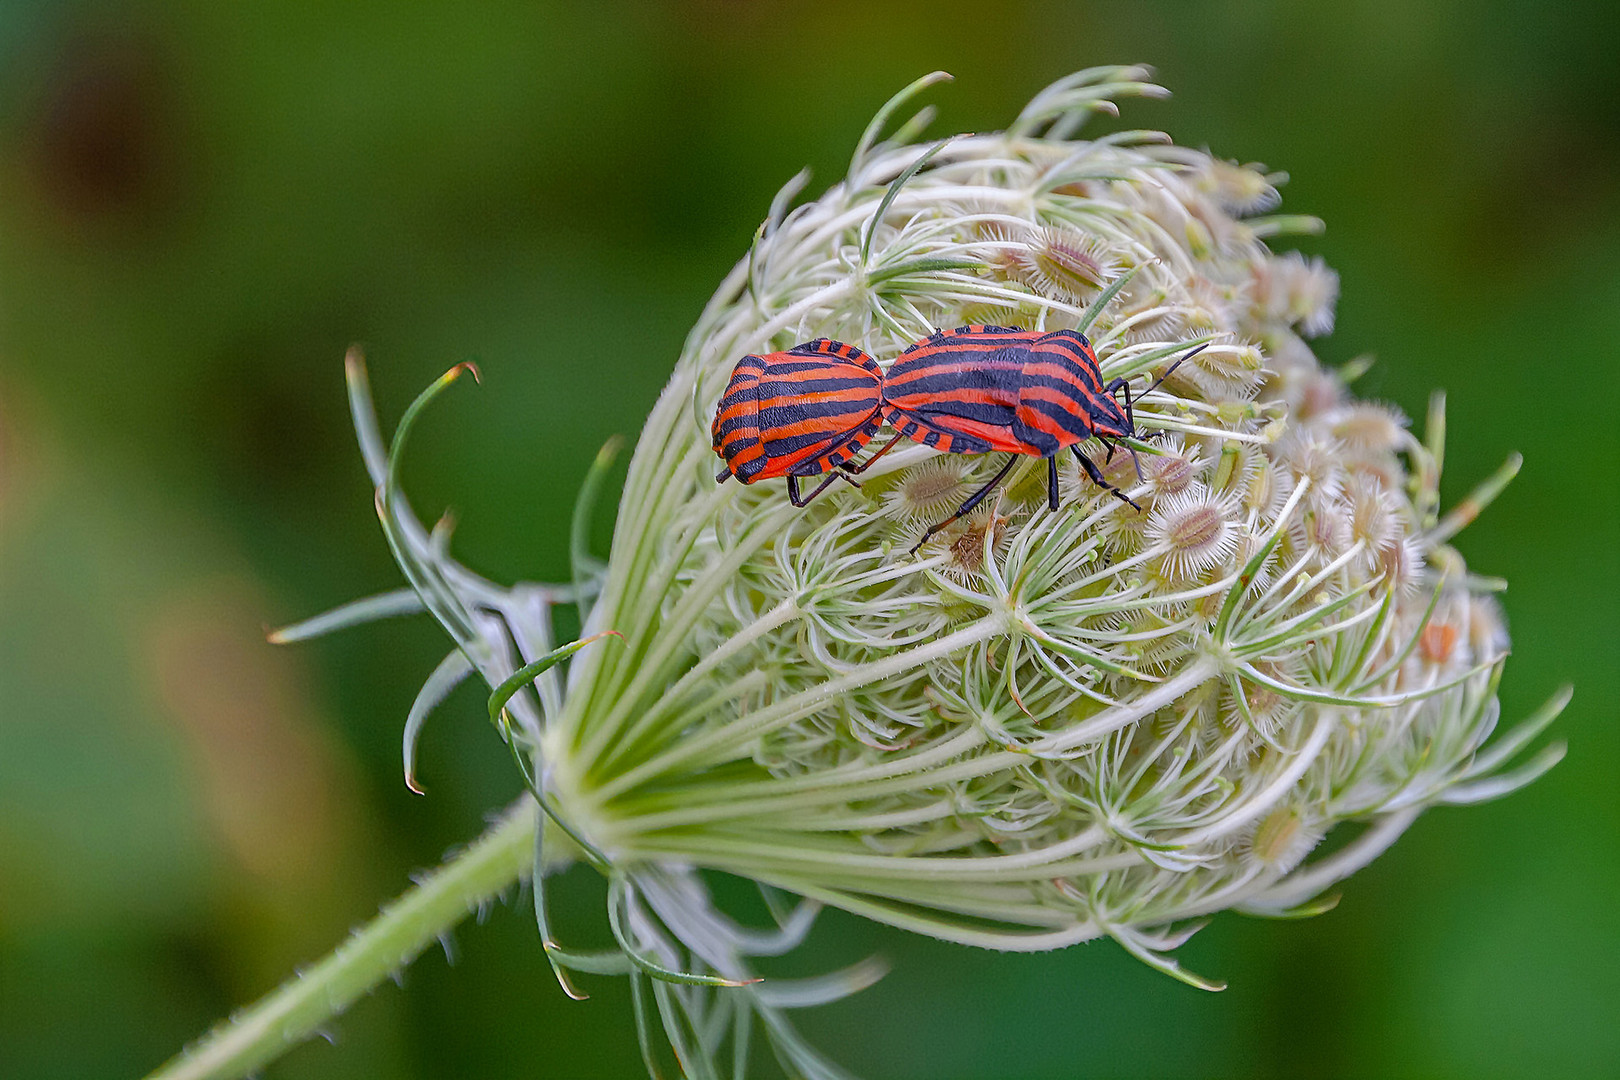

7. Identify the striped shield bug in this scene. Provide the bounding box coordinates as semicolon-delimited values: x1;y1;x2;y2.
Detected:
883;325;1207;550
711;338;890;506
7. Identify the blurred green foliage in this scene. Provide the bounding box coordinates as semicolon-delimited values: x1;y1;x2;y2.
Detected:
0;2;1615;1077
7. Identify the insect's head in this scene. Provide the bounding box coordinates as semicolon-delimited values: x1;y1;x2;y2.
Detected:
1090;380;1131;438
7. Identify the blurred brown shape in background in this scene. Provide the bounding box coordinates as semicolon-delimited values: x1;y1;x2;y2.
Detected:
21;22;185;229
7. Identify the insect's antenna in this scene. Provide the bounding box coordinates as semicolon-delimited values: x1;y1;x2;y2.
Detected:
1126;443;1144;482
1140;342;1210;399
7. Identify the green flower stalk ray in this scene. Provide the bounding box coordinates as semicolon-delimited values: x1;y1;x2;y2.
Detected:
154;67;1568;1080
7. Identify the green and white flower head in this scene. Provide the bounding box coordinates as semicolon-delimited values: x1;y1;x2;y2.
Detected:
332;67;1566;1076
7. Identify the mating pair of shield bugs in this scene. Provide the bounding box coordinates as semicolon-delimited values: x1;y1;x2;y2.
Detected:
711;325;1206;549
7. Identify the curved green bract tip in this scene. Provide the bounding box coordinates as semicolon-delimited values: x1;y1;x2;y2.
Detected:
1075;263;1140;336
403;650;475;795
487;631;623;727
861;138;952;267
608;878;763;989
849;69;953;180
572;435;626;627
267;588;425;645
385;362;481;499
1243;892;1342;920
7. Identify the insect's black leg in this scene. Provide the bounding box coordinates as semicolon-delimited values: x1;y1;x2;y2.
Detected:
840;432;904;476
716;466;732;484
1102;375;1136;435
949;456;1019;518
1099;435;1117;464
910;454;1020;553
1047;455;1061;511
1073;446;1141;510
787;472;842;508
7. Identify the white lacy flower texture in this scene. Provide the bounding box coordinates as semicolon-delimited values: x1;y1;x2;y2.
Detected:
345;67;1565;1073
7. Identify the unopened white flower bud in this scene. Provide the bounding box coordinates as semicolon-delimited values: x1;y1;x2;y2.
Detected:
1332;402;1410;454
1012;225;1125;302
1147;484;1240;581
1196;157;1285;216
1255;251;1340;337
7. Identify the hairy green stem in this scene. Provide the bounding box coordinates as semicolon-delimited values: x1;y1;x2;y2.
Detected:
146;801;538;1080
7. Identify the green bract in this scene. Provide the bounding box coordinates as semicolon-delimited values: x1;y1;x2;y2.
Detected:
323;67;1564;1077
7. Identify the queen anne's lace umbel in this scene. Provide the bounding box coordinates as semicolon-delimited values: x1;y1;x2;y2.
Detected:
347;67;1564;1073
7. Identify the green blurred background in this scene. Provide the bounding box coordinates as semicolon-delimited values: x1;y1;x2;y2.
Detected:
0;2;1615;1077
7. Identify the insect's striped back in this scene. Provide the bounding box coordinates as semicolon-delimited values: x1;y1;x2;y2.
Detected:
883;326;1129;456
883;326;1038;454
1015;329;1129;445
711;338;885;482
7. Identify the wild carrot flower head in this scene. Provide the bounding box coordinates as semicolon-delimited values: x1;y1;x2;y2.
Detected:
333;67;1566;1075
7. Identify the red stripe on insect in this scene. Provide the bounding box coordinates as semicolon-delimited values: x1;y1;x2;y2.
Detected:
711;341;890;506
877;327;1210;551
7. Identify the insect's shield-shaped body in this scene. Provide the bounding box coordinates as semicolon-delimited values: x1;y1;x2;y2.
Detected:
884;325;1131;455
710;338;885;483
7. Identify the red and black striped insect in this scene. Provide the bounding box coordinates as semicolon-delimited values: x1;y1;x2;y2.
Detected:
884;325;1206;550
711;338;890;506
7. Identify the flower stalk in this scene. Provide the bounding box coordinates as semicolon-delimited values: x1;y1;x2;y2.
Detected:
147;803;539;1080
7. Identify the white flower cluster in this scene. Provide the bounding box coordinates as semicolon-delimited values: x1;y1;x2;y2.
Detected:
342;67;1563;1074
